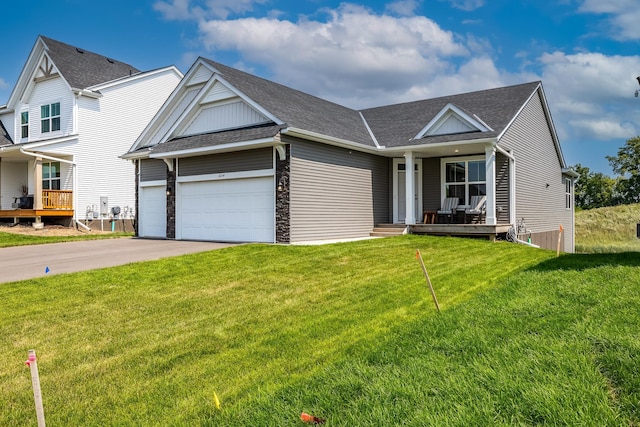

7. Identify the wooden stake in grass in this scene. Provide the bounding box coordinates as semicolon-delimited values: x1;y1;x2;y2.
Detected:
416;250;440;312
557;224;563;257
25;349;46;427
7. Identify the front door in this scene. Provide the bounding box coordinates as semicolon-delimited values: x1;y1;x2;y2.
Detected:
393;159;422;223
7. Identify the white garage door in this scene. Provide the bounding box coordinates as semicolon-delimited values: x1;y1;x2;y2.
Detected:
177;176;274;242
139;185;167;238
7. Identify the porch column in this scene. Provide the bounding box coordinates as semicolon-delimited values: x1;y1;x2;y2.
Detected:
404;151;416;225
33;157;43;210
484;145;496;225
509;150;516;225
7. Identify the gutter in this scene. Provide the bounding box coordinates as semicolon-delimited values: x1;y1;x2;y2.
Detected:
18;148;89;231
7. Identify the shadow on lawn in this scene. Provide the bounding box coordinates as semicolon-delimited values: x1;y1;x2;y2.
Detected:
529;251;640;272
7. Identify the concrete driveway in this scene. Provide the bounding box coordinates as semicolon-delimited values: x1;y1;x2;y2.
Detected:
0;238;234;284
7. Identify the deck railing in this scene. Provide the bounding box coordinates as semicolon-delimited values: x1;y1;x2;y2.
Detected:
42;190;73;209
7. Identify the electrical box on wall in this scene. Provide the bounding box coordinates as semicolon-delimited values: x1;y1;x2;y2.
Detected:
100;196;108;215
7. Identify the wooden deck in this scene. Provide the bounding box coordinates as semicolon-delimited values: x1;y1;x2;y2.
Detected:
0;209;74;219
409;223;512;239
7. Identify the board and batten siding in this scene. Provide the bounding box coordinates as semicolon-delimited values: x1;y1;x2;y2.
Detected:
140;159;168;182
499;90;574;252
286;137;389;242
178;147;273;176
74;70;180;218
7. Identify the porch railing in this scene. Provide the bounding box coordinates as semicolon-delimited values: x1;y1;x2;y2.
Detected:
42;190;73;210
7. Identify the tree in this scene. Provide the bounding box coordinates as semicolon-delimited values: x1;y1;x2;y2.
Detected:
573;163;617;209
607;136;640;204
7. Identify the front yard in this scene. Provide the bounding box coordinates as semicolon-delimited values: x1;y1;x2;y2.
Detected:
1;236;638;425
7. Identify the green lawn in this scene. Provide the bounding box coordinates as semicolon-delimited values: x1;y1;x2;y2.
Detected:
0;231;132;248
1;236;638;425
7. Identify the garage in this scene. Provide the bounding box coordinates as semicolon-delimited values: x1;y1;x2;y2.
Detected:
138;185;167;238
176;176;275;242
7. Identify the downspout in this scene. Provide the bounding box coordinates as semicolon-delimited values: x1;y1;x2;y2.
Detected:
18;148;89;231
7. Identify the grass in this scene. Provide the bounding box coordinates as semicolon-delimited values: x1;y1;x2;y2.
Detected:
575;203;640;253
0;231;132;248
1;235;639;425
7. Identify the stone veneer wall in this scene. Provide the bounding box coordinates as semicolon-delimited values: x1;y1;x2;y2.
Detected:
166;159;176;239
275;145;290;243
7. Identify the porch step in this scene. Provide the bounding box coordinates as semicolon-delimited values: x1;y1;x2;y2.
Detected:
370;224;407;237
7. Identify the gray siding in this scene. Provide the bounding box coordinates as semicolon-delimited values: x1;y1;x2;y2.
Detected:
177;148;273;176
495;153;510;224
499;90;574;252
422;157;441;211
140;159;167;182
285;136;389;242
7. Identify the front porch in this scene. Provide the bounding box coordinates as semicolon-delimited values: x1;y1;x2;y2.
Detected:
0;190;74;223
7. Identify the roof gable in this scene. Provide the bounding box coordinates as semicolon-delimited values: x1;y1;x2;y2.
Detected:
6;36;141;108
415;102;493;139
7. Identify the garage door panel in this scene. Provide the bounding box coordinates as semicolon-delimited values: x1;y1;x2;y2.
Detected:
177;176;274;242
139;186;166;238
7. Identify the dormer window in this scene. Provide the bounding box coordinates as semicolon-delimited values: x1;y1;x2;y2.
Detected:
41;102;60;133
21;112;29;138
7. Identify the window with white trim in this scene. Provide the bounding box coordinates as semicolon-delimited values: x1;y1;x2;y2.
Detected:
565;178;572;209
443;158;486;205
43;161;61;190
41;102;60;133
21;111;29;138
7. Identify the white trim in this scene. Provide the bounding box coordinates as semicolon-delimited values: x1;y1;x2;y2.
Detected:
149;137;277;158
282;127;380;155
439;154;487;206
87;66;183;92
176;168;274;183
484;145;496;225
415;103;491;139
392;158;422;224
358;111;383;149
140;179;166;187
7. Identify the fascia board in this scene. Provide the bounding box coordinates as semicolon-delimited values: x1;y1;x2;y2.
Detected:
282;127;380;155
6;38;44;108
382;137;497;156
87;65;183;92
149;137;277;158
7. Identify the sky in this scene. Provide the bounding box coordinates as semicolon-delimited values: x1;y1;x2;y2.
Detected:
1;0;639;175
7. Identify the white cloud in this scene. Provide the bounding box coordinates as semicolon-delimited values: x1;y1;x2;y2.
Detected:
538;51;640;141
197;3;479;107
154;0;267;20
385;0;420;16
0;77;8;90
447;0;485;12
579;0;640;40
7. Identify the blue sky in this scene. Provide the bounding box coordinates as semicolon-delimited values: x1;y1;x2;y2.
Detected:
1;0;639;175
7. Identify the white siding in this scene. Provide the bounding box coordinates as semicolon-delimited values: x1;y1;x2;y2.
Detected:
186;64;213;86
182;101;269;136
0;161;28;210
201;81;235;104
24;76;73;141
0;112;15;141
432;114;475;135
72;70;180;218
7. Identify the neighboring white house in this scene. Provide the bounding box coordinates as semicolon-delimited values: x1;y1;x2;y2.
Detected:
0;35;182;229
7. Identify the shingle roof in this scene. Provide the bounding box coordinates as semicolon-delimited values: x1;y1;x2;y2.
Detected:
202;59;375;147
0;120;13;146
151;124;285;155
360;81;541;147
40;36;140;90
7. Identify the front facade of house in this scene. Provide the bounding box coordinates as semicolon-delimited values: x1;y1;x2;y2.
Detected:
125;58;576;252
0;36;182;228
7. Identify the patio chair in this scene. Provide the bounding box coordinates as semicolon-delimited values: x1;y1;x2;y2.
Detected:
437;197;459;223
464;195;486;223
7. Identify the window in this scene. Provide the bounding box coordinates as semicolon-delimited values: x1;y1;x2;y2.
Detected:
21;112;29;138
443;158;486;205
565;178;572;209
43;161;61;190
41;102;60;133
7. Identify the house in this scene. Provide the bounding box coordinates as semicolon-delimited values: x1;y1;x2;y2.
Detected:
124;57;577;252
0;36;182;230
